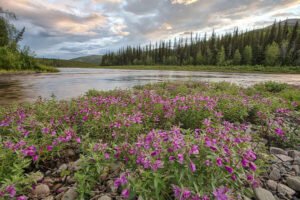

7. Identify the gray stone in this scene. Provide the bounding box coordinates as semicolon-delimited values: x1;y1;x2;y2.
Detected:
65;149;76;157
286;176;300;192
270;147;288;156
254;187;276;200
98;195;112;200
293;157;300;165
288;150;300;159
43;196;54;200
292;165;300;175
32;184;50;198
277;183;296;197
276;154;293;162
107;180;117;193
69;159;81;171
269;168;281;181
58;164;68;173
61;188;78;200
267;180;278;191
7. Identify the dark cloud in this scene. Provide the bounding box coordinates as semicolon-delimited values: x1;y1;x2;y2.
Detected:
0;0;299;59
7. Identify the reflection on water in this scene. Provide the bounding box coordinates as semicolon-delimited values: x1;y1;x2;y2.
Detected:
0;68;300;105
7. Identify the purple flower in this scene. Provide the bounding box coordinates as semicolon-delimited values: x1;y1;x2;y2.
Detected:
6;185;16;198
104;153;110;159
275;128;284;136
172;185;181;198
249;162;257;171
190;161;196;172
47;145;53;151
225;166;233;174
182;189;191;199
17;196;28;200
189;145;199;155
121;189;130;198
241;158;249;167
213;187;229;200
177;154;184;164
216;158;223;166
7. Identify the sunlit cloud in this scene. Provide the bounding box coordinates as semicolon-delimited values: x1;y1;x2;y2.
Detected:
171;0;198;5
0;0;299;59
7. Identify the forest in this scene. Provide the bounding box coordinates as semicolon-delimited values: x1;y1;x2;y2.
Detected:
101;20;300;67
0;8;57;72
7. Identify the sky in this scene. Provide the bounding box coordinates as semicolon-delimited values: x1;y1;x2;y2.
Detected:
1;0;300;59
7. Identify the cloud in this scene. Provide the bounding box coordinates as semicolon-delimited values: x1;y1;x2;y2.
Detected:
171;0;198;5
0;0;299;59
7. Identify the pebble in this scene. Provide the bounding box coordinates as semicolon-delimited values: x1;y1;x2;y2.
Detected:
61;187;78;200
277;183;296;197
98;195;112;200
271;147;288;156
254;187;276;200
276;154;293;162
269;168;281;181
292;165;300;175
58;164;68;173
286;176;300;192
32;184;50;198
107;180;117;193
288;150;300;159
42;196;54;200
267;180;278;191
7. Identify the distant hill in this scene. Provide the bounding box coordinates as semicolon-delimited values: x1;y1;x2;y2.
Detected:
70;55;102;65
280;18;300;26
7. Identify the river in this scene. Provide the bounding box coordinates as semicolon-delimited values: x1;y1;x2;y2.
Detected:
1;68;300;105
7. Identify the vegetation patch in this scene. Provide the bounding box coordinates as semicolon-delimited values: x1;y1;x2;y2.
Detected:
0;81;299;199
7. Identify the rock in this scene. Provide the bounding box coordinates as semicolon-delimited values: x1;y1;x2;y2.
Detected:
254;187;276;200
276;154;293;162
44;177;54;184
267;180;278;191
286;176;300;192
288;150;300;159
29;171;44;183
69;159;81;171
66;176;76;184
277;183;296;197
107;180;117;193
292;165;300;175
61;187;78;200
98;195;112;200
293;157;300;165
43;196;54;200
55;192;64;200
65;149;76;157
52;183;63;191
269;168;281;181
32;184;50;198
58;164;68;173
270;147;288;156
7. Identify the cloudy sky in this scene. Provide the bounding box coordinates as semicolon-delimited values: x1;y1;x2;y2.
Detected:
1;0;300;59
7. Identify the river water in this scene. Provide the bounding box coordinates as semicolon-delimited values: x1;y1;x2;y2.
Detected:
1;68;300;105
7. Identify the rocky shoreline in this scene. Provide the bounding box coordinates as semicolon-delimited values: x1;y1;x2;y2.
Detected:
22;147;300;200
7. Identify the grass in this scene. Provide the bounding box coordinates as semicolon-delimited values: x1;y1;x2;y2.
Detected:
96;65;300;73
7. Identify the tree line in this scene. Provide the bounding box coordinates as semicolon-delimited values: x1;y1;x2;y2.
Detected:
101;20;300;66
